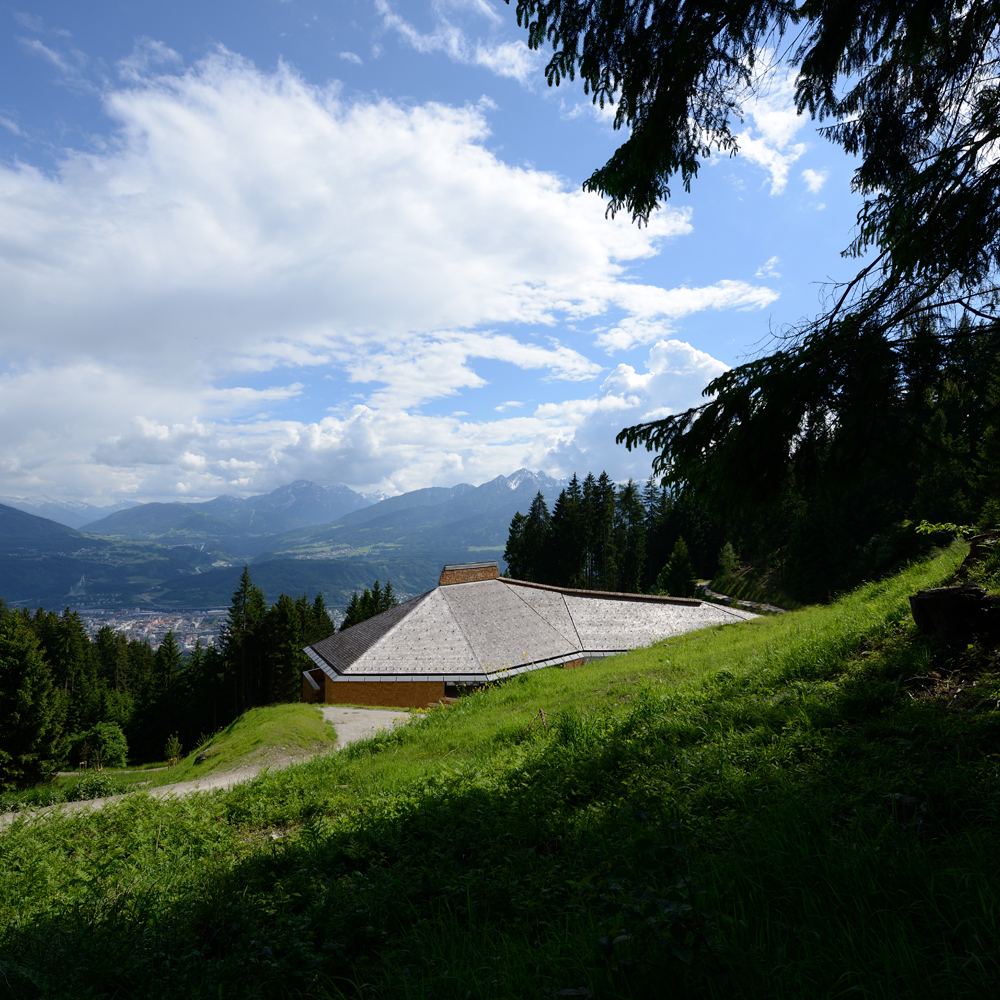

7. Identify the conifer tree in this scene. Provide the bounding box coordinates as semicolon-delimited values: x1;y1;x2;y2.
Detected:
615;479;647;593
551;476;586;587
31;607;98;732
581;472;599;587
340;591;362;631
221;565;267;713
154;631;183;735
522;491;553;582
339;580;399;631
503;511;529;579
595;472;618;590
262;592;305;703
0;611;67;790
308;592;336;643
656;536;697;598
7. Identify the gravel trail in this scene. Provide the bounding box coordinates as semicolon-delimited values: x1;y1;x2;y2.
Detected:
0;706;418;829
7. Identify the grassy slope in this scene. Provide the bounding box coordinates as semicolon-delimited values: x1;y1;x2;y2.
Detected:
2;705;336;809
3;544;1000;999
119;703;336;789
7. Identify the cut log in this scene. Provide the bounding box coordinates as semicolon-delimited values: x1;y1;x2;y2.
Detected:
909;584;1000;641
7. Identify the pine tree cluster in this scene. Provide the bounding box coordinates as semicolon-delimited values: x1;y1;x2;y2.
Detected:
0;570;336;790
339;580;398;631
502;472;719;596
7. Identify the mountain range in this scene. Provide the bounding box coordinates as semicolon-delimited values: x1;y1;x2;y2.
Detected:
0;495;141;530
79;480;378;555
0;470;565;610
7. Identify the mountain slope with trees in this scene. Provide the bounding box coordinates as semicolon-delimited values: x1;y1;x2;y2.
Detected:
0;566;337;788
512;0;1000;603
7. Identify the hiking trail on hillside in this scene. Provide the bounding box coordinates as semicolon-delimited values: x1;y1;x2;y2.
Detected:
0;706;415;829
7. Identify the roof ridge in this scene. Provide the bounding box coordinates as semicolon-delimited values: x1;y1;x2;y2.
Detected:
437;584;488;675
559;591;585;649
501;577;701;606
504;577;584;651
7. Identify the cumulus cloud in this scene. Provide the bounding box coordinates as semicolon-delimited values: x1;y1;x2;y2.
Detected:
0;49;769;500
734;66;809;194
535;339;729;478
598;339;728;410
339;51;363;65
802;167;828;193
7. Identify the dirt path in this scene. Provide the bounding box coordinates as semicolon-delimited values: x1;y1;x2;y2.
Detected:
319;706;414;743
0;706;418;829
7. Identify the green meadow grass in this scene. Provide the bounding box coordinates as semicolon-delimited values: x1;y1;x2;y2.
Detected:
3;542;999;999
0;704;337;811
132;702;338;788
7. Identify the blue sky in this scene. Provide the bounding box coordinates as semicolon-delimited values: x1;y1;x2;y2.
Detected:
0;0;862;502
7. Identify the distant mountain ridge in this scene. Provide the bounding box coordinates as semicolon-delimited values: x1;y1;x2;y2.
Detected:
255;469;567;564
81;479;374;548
0;502;222;606
0;470;567;609
0;496;141;530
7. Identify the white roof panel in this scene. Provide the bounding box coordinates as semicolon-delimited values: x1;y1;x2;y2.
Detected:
304;575;756;682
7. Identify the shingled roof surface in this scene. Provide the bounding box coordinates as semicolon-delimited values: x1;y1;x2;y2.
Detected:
305;575;756;686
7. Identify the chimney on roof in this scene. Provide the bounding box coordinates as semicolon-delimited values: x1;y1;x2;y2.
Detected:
439;561;500;586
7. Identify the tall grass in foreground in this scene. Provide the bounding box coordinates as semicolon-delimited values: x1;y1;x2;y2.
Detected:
2;543;998;999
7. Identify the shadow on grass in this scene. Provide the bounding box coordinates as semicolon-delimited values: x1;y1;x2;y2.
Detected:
4;622;1000;1000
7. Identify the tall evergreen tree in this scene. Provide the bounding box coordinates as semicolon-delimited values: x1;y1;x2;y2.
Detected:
655;536;697;599
155;631;183;735
262;593;305;703
220;565;267;713
307;593;336;644
503;511;529;580
581;473;599;588
594;473;618;590
31;607;97;733
523;491;553;583
614;479;647;593
550;476;586;587
340;580;399;631
0;611;67;790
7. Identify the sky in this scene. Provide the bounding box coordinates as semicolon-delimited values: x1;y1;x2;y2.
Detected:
0;0;863;503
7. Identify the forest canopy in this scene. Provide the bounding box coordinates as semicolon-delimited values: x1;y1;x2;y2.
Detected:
509;0;1000;591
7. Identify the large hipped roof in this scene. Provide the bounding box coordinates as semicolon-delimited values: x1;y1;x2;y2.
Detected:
305;575;755;686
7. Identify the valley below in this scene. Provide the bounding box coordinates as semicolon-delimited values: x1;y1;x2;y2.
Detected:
0;470;562;613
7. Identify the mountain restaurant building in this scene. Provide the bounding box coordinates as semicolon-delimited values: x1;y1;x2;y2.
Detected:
301;561;756;707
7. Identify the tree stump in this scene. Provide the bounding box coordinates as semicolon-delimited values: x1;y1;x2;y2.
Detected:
909;584;1000;642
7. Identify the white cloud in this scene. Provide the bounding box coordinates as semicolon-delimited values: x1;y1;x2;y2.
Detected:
733;66;808;194
117;38;182;80
598;339;728;406
472;40;537;82
339;51;363;65
494;400;523;412
375;0;541;83
596;280;778;351
0;49;772;501
755;255;781;278
802;168;828;193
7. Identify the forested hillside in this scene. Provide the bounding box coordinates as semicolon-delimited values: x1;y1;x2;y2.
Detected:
0;567;336;788
506;451;972;605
